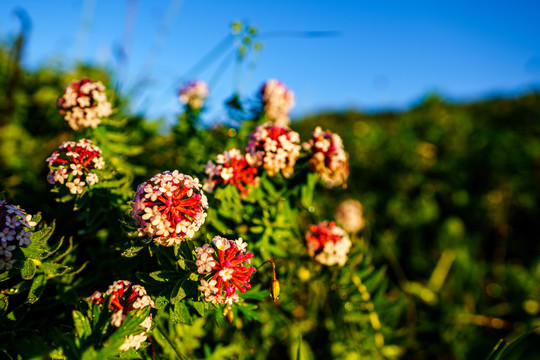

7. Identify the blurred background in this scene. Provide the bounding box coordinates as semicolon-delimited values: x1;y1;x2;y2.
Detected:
0;0;539;124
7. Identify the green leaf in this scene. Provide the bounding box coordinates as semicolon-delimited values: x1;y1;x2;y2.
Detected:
21;258;36;280
0;294;8;318
72;310;92;341
171;302;192;325
40;263;71;278
26;274;47;304
192;301;205;316
170;277;187;304
0;268;18;282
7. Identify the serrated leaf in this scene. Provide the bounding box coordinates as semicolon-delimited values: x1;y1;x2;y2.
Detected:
26;274;46;304
21;258;36;280
154;296;169;310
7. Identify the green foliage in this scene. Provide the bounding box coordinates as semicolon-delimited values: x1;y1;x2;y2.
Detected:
0;30;539;360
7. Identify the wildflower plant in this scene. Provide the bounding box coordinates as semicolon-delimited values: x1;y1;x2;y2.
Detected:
57;78;113;130
203;149;259;195
0;200;38;270
305;221;351;266
258;79;295;126
130;170;208;246
195;236;256;305
179;80;209;111
303;126;349;188
245;121;301;178
46;138;105;196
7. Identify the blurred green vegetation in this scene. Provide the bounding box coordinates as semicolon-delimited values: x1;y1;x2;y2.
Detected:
1;29;540;359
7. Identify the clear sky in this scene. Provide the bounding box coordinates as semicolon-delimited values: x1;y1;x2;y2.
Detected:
1;0;539;125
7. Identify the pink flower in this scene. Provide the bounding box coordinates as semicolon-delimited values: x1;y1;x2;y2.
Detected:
305;221;351;266
259;79;295;126
195;236;256;305
203;149;259;195
335;200;365;233
179;80;209;110
0;201;39;271
245;122;301;178
46;139;104;195
303;127;349;188
87;280;154;352
58;78;112;130
131;171;208;246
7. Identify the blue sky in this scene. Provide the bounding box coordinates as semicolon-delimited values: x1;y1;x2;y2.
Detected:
1;0;539;125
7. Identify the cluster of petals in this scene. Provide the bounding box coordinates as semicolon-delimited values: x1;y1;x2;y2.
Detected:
57;78;113;130
303;127;349;188
259;79;295;126
46;139;105;195
131;171;208;246
196;236;256;305
203;149;259;195
245;121;301;178
0;201;38;271
87;280;154;352
305;221;351;266
335;199;365;233
179;80;209;110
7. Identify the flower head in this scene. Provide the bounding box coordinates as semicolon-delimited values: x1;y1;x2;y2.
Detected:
203;149;259;195
335;199;365;233
87;280;154;352
46;139;104;195
305;221;351;266
179;80;209;110
58;78;112;130
0;201;39;271
195;236;257;305
259;79;295;126
131;171;208;246
245;122;301;178
303;127;349;188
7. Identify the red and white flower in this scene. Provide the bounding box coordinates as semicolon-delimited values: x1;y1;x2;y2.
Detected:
245;122;301;178
303;127;349;188
131;171;208;246
46;139;104;195
259;79;295;126
195;236;256;305
203;149;259;195
0;201;38;271
335;199;365;233
179;80;209;110
87;280;154;352
305;221;351;266
58;78;112;130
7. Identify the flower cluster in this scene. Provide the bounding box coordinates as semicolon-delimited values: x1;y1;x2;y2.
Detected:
335;199;365;233
179;80;209;110
0;201;38;271
305;221;351;266
303;127;349;188
245;122;301;178
259;79;295;126
46;139;105;195
87;280;154;352
57;78;113;130
196;236;256;305
203;149;259;195
131;171;208;246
